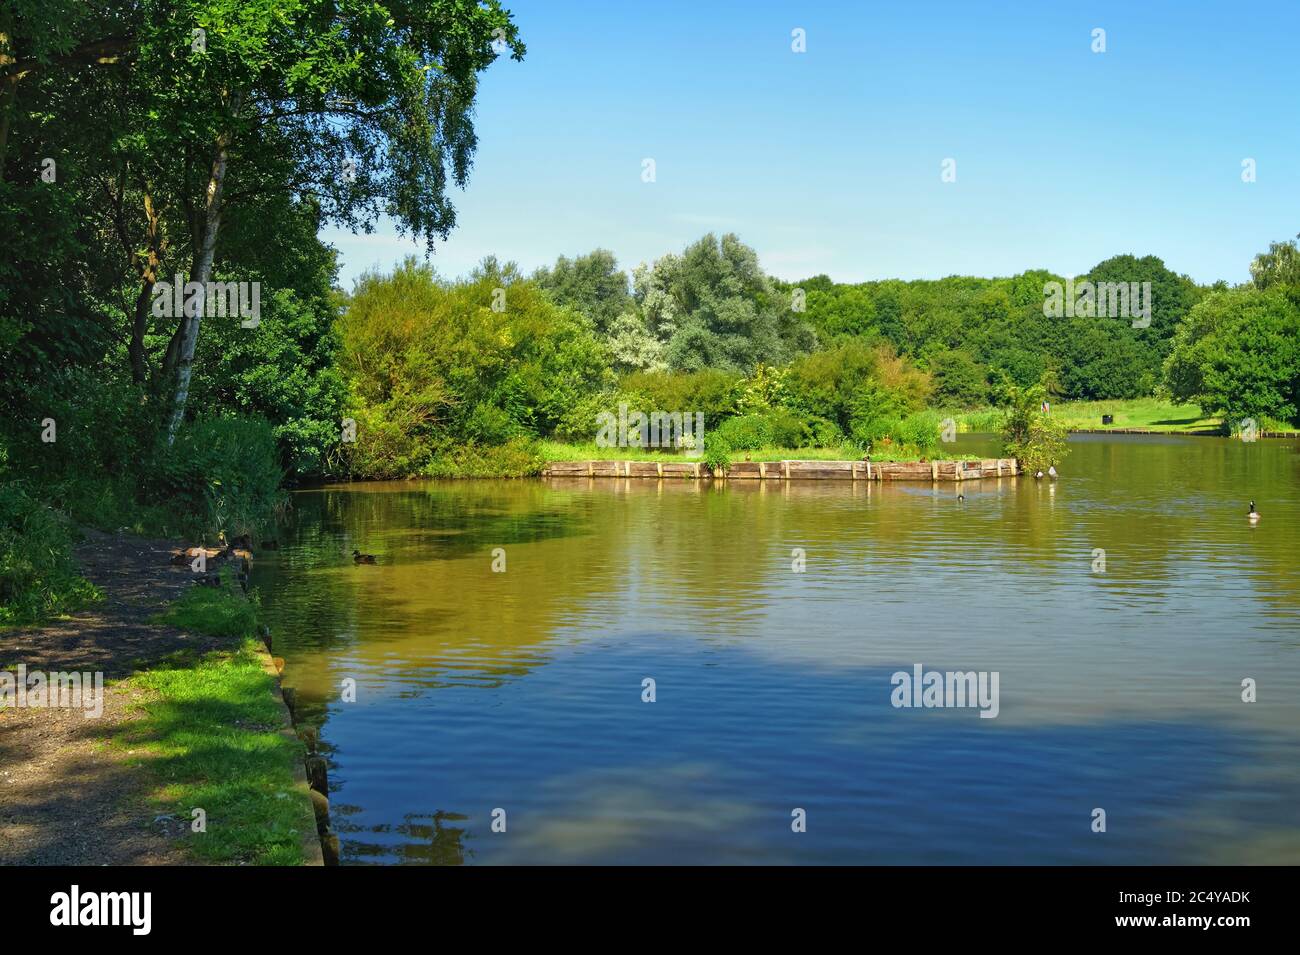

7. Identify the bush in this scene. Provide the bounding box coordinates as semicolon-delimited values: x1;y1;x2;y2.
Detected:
0;483;99;624
996;379;1071;473
712;414;774;451
619;368;741;424
768;408;811;448
148;417;286;539
887;410;942;456
702;439;732;474
423;438;544;478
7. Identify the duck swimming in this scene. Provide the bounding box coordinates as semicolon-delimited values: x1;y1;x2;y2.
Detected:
1248;501;1261;522
352;549;378;564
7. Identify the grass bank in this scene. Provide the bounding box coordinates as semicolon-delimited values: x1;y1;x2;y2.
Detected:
117;576;310;865
955;398;1228;434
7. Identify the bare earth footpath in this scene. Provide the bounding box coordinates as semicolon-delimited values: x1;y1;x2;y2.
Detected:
0;529;227;865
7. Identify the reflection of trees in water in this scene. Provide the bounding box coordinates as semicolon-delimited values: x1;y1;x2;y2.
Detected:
335;807;472;865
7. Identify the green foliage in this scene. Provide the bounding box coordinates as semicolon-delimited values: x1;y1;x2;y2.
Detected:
735;364;792;414
1162;287;1300;425
620;368;740;423
634;234;815;373
1249;234;1300;295
995;379;1070;473
701;441;732;474
786;339;931;439
149;417;286;539
767;408;812;449
927;349;988;407
0;483;100;625
534;250;632;334
782;258;1202;403
337;259;609;478
423;438;545;479
712;414;775;451
887;410;942;457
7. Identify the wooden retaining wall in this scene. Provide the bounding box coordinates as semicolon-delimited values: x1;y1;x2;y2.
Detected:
542;458;1019;481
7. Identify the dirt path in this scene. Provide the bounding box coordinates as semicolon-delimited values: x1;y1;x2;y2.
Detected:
0;529;230;865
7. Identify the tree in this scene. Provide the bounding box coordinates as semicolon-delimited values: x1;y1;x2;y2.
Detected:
7;1;524;441
1163;288;1300;426
994;378;1069;473
1250;234;1300;295
928;349;987;407
534;250;632;334
633;233;813;373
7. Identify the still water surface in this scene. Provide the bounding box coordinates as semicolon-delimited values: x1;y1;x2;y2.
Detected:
255;435;1300;864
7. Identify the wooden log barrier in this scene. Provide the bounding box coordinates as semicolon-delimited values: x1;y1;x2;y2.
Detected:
540;457;1023;480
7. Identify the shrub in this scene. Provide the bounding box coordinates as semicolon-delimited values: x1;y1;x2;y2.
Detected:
996;379;1071;472
768;409;811;449
712;414;774;451
148;416;286;539
423;438;544;478
702;440;732;474
887;410;942;456
0;483;99;624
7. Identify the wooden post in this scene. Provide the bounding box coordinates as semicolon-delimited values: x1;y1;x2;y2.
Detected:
656;461;663;478
930;460;938;481
759;462;767;479
866;459;872;480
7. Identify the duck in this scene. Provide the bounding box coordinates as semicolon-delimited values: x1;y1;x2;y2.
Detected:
1034;470;1044;479
1248;501;1261;523
957;493;965;503
1047;465;1058;479
352;549;378;564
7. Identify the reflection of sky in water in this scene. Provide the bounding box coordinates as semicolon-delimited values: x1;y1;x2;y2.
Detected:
258;436;1300;864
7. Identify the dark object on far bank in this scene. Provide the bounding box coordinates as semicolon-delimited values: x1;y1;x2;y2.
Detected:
1102;414;1114;425
352;549;378;564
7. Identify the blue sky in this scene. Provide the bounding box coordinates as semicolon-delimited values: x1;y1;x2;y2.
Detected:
321;0;1300;289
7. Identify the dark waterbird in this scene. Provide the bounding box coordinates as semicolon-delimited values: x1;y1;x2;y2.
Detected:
353;549;378;564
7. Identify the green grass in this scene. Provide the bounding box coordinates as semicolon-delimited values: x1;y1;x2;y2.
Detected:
956;398;1223;434
126;582;308;865
153;576;259;637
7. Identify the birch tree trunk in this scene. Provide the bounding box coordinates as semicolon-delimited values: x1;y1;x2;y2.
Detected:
166;131;230;442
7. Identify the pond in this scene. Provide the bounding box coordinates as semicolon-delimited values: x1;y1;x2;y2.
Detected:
254;434;1300;864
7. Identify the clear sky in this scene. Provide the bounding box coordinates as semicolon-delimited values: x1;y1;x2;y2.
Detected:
321;0;1300;289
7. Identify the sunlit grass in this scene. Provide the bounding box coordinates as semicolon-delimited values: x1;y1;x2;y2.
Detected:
956;398;1224;433
127;582;307;865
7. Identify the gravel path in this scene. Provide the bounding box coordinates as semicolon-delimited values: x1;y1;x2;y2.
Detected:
0;529;229;865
